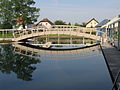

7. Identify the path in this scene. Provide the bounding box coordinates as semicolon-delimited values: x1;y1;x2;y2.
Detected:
102;43;120;84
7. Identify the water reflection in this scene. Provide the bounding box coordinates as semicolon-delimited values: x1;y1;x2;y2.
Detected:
13;43;101;61
0;43;113;90
0;44;40;81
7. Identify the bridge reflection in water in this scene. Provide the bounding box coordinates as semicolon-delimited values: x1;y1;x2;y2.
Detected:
0;43;113;90
13;43;101;60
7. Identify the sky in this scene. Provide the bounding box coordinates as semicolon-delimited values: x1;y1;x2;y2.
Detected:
34;0;120;24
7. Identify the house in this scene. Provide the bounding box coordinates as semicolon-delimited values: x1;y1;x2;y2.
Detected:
86;18;99;28
101;15;120;50
96;19;110;27
36;18;53;29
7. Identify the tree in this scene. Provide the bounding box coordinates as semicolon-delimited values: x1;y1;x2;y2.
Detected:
68;22;71;25
0;0;40;29
0;0;13;29
0;44;40;81
54;20;66;25
81;22;86;27
74;23;81;26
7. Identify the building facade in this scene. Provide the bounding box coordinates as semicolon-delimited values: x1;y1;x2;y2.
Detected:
101;16;120;50
86;18;99;28
36;18;53;29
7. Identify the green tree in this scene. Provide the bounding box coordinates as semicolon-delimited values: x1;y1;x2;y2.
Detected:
0;44;40;81
68;22;71;25
0;0;13;29
81;22;86;27
74;23;81;26
54;20;66;25
0;0;40;29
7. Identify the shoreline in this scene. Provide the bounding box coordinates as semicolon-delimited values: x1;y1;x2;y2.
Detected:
102;42;120;82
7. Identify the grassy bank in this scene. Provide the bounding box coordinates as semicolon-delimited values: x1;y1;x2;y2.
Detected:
0;32;13;38
0;40;13;43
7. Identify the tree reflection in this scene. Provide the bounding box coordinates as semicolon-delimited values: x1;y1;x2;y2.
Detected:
0;44;40;81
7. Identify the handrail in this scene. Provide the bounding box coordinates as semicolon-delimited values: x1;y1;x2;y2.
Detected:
0;28;106;42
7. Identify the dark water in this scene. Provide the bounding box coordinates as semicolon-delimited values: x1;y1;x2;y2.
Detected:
0;44;113;90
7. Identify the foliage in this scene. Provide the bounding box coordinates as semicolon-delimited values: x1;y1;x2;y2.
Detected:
81;22;86;27
54;20;66;25
0;32;13;38
0;0;40;29
68;22;71;25
0;0;13;29
0;44;40;81
74;23;81;26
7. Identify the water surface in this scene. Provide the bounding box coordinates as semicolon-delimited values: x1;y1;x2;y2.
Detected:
0;44;113;90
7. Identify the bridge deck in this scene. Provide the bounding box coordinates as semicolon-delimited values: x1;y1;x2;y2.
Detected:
0;28;106;43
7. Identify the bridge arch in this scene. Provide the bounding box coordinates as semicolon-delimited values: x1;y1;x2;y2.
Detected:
13;28;104;42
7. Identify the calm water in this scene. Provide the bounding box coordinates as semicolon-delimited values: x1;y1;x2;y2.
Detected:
0;44;113;90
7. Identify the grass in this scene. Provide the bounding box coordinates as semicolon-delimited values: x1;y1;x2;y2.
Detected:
0;32;13;38
91;32;96;35
0;40;12;43
48;34;70;36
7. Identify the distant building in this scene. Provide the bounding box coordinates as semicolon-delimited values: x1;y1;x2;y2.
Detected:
86;18;99;28
36;18;53;28
96;19;110;27
101;15;120;50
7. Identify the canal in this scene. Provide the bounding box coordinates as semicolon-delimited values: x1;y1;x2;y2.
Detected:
0;43;113;90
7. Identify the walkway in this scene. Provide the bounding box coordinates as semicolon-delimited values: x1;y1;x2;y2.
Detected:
13;28;102;41
102;43;120;83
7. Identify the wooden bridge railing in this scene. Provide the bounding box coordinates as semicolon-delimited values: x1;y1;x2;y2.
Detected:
0;27;106;42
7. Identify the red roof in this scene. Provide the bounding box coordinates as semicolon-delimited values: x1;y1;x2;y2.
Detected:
36;18;53;25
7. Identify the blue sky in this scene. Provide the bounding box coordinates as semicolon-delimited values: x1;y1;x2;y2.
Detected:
34;0;120;24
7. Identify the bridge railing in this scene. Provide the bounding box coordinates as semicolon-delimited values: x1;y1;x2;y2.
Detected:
13;28;44;38
0;27;106;42
0;29;17;41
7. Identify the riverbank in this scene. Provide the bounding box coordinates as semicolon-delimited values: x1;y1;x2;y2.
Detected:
102;43;120;83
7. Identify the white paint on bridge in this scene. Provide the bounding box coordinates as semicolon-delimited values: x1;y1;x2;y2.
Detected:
13;28;105;42
0;26;106;43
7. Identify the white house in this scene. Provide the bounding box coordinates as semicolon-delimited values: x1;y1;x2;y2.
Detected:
86;18;99;28
36;18;53;29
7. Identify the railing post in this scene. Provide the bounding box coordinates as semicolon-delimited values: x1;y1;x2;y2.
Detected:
5;30;7;38
2;30;4;39
70;28;72;44
96;31;98;36
12;30;15;38
83;37;85;45
45;29;48;43
58;28;60;44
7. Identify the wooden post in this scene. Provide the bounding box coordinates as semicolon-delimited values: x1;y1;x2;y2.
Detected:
46;29;48;43
13;30;15;38
58;28;60;44
6;30;7;38
2;30;4;39
83;37;85;45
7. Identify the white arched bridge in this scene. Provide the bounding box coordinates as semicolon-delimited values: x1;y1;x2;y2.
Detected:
0;26;106;43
